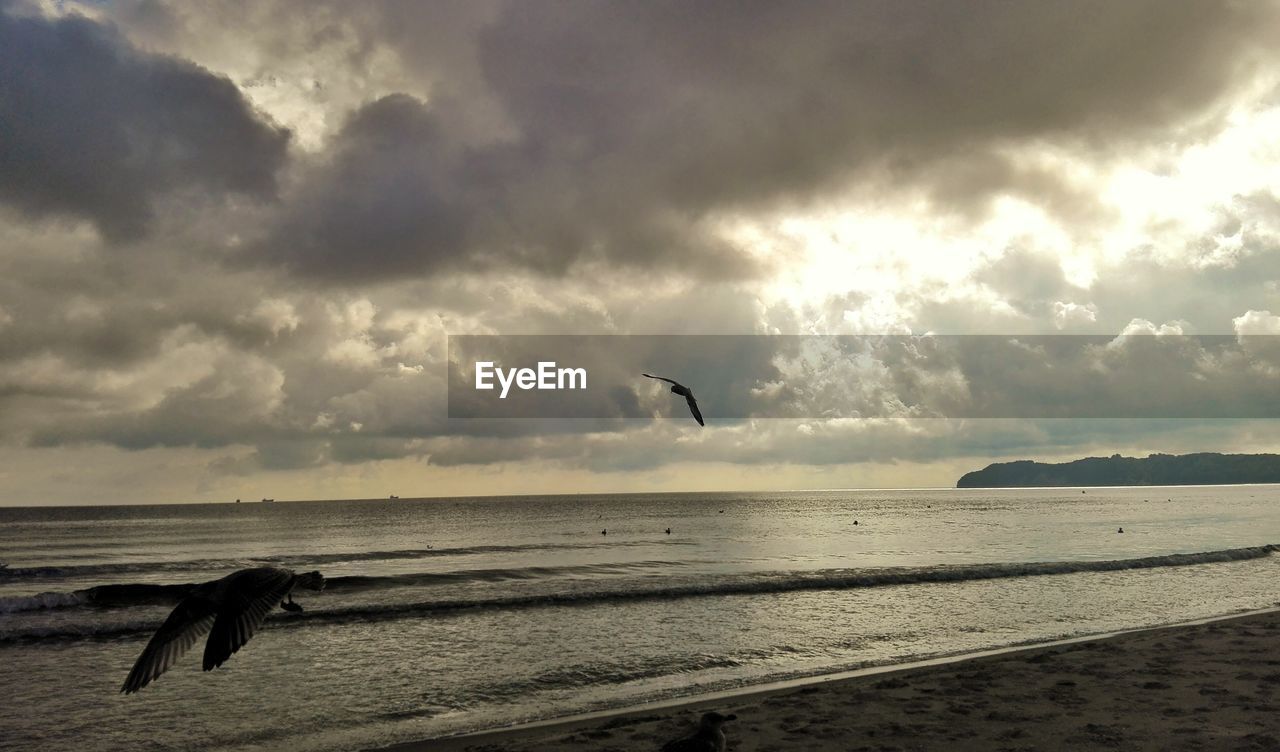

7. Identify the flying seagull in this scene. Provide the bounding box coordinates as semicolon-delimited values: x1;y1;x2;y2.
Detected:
121;567;325;694
643;374;704;426
661;711;738;752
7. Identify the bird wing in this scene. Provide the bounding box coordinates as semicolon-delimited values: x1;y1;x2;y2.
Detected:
643;373;681;387
685;394;705;426
121;594;219;694
202;567;297;671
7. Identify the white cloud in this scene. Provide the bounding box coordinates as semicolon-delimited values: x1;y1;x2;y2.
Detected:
1052;301;1098;329
321;298;401;368
1117;318;1187;338
1232;309;1280;335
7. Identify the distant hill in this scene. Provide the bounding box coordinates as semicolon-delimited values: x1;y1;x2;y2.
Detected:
956;452;1280;488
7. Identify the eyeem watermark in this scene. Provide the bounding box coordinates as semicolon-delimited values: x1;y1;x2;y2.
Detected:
475;361;588;399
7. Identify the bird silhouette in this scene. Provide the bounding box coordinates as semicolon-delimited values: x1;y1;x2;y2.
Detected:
121;567;324;694
661;711;738;752
643;374;704;426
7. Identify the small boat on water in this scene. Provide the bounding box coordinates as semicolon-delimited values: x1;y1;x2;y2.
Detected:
261;498;275;503
389;494;399;500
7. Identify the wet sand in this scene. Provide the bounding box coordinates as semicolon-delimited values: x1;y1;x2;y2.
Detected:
378;608;1280;751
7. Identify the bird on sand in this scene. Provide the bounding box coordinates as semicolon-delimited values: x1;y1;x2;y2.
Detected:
643;374;704;426
661;711;738;752
121;567;325;694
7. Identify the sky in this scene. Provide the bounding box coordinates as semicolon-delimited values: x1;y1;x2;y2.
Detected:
3;0;1280;505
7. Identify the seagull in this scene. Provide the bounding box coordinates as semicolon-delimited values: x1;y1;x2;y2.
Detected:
121;567;325;694
643;374;704;426
661;711;738;752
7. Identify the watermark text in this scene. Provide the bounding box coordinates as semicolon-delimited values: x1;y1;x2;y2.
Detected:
474;361;587;399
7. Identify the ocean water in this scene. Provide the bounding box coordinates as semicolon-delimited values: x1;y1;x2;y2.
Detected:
2;486;1279;751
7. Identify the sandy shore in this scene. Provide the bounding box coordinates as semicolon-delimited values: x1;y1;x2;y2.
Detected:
377;608;1280;751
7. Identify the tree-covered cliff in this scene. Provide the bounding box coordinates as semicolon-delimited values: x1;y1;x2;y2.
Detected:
957;452;1280;488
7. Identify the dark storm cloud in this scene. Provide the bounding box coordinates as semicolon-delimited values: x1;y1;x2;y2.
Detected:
0;233;306;377
253;92;752;282
247;0;1279;282
256;95;469;281
0;3;289;240
477;0;1274;217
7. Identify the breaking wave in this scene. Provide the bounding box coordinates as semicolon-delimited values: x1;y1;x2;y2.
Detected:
1;544;1272;644
0;541;685;581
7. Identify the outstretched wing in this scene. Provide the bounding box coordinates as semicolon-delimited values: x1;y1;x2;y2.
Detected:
122;594;218;693
685;395;705;426
202;568;297;671
643;373;681;387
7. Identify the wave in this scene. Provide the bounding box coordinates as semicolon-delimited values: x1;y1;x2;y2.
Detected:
325;560;686;591
2;544;1272;643
0;583;196;613
0;541;683;580
0;561;254;580
0;591;86;613
0;560;682;614
284;543;1280;626
0;617;185;642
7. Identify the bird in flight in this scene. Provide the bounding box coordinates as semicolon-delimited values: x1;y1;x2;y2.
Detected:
642;374;704;426
121;567;325;694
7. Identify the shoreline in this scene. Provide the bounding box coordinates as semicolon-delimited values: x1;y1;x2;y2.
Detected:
375;606;1280;751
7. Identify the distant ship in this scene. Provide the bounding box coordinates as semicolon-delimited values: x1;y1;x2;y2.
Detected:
389;494;400;500
261;498;275;503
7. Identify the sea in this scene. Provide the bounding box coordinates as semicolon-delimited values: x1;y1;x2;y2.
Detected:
2;486;1279;751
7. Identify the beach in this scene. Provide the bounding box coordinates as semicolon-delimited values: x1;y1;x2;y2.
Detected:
400;609;1280;751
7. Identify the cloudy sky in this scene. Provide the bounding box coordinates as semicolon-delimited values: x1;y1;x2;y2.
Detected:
3;0;1280;505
